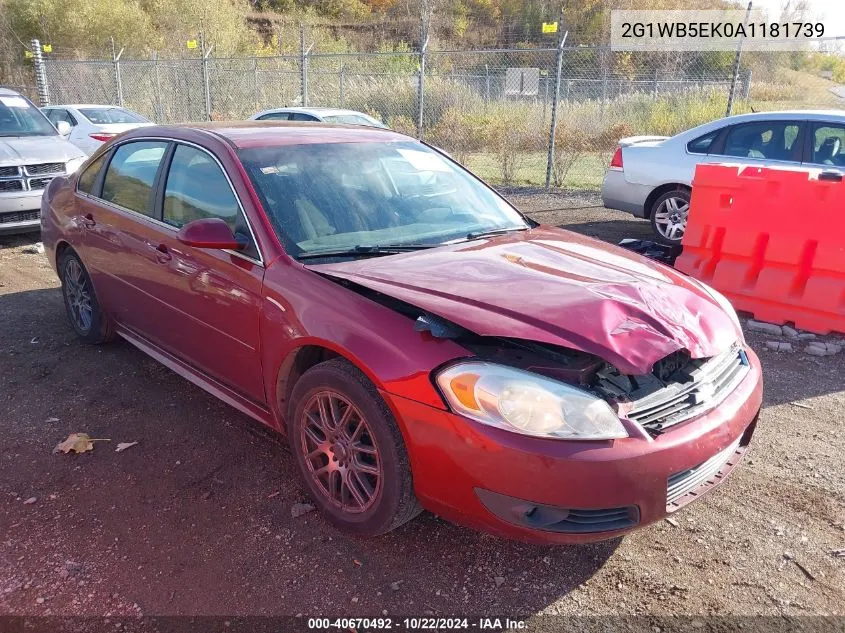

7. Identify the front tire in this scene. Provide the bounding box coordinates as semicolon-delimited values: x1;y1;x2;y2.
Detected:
287;358;421;537
650;188;691;245
59;249;115;344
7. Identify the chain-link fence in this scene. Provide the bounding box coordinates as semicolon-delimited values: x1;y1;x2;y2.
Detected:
33;41;828;190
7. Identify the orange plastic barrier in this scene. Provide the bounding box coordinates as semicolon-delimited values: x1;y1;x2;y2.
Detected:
675;163;845;335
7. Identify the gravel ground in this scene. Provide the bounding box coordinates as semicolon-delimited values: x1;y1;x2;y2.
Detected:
1;192;843;625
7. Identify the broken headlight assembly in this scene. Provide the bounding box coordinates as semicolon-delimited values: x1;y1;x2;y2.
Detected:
435;361;628;440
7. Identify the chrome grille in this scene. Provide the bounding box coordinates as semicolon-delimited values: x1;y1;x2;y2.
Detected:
28;177;54;190
667;436;742;508
627;347;749;434
0;162;65;193
0;180;24;192
0;210;39;224
24;163;65;176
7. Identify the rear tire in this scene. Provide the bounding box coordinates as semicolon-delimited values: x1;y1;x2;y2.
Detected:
58;249;115;344
650;188;691;245
287;358;421;537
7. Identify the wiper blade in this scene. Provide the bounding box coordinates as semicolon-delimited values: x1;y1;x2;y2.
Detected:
465;226;530;240
297;244;435;260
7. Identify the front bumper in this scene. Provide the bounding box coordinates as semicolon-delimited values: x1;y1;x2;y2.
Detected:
387;347;763;544
0;190;43;235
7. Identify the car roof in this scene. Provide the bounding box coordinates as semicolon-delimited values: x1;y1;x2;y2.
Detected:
42;104;127;109
254;107;373;117
672;109;845;141
128;121;407;148
0;87;24;97
723;109;845;121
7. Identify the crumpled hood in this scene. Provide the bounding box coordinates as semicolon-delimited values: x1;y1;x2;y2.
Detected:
0;136;85;165
310;227;741;375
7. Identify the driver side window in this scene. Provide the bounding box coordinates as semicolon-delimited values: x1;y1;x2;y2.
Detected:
162;144;260;261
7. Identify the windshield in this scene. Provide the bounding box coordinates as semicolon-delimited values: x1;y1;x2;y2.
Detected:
322;114;386;128
79;107;148;124
238;141;529;257
0;94;57;137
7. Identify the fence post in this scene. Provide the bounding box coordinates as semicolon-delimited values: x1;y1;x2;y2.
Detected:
300;23;310;107
110;37;124;106
485;63;490;103
152;52;164;122
253;58;260;112
31;39;50;106
744;68;753;100
339;61;345;107
200;31;213;121
544;31;568;189
726;0;752;117
416;20;428;139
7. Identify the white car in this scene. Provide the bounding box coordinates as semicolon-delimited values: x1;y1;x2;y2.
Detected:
601;109;845;244
0;88;86;234
250;107;387;128
41;104;154;155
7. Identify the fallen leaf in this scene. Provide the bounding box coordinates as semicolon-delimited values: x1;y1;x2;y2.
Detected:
267;491;280;499
115;441;138;453
53;433;110;454
45;417;59;423
353;559;362;566
789;402;814;410
23;497;37;505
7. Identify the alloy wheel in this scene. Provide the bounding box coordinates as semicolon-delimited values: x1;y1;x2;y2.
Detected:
299;390;383;514
64;258;93;333
653;196;689;242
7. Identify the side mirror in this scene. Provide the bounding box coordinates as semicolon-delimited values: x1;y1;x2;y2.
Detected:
56;120;71;136
176;218;242;250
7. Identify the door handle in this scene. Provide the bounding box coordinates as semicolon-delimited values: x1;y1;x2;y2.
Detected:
819;170;842;182
154;243;172;263
81;213;96;228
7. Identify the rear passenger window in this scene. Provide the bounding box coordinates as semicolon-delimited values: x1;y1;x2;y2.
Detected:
77;155;105;195
258;112;290;121
722;121;800;161
290;113;318;121
101;141;168;217
687;130;718;154
163;144;259;259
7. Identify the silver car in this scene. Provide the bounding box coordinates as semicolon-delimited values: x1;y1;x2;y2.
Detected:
250;106;387;128
601;110;845;244
0;88;87;235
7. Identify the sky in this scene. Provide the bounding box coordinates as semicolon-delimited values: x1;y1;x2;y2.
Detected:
749;0;845;38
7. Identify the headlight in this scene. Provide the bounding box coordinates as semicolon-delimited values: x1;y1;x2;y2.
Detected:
435;361;627;440
65;157;86;174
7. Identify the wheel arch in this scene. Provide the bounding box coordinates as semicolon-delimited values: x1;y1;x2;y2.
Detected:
273;340;395;433
644;183;691;218
54;240;73;268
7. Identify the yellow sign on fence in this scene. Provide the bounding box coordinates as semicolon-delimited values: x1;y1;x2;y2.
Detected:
186;39;198;50
42;44;52;53
542;22;558;34
24;50;33;59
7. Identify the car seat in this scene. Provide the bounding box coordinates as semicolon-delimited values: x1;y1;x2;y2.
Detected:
816;137;841;165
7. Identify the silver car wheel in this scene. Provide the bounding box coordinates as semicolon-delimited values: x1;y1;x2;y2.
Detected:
653;196;689;242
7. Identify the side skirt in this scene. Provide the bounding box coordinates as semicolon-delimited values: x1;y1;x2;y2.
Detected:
116;325;277;430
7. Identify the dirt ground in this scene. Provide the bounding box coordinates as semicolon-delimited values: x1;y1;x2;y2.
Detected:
1;192;843;626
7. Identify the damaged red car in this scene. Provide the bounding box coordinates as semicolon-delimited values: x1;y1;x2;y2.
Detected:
41;123;762;543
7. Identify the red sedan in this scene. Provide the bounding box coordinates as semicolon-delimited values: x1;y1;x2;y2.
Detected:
41;123;762;543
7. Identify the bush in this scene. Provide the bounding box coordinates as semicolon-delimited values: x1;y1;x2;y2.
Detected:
346;76;483;131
